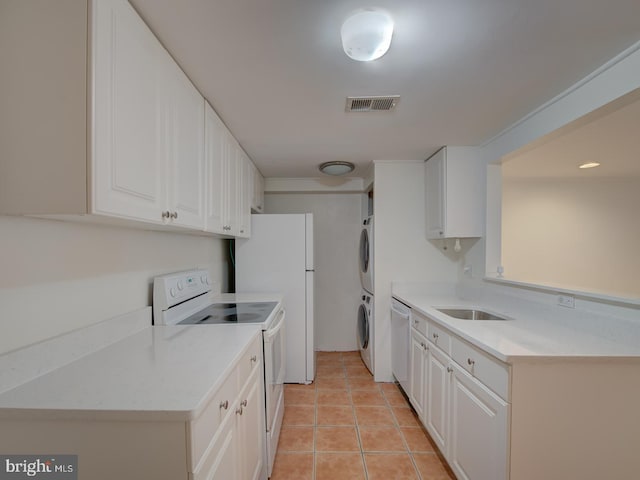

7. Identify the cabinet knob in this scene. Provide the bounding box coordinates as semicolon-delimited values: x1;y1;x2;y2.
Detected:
219;400;229;410
241;399;248;407
250;355;257;363
447;366;453;373
432;333;439;341
467;358;475;366
420;342;427;351
161;211;171;219
170;211;178;219
235;406;243;416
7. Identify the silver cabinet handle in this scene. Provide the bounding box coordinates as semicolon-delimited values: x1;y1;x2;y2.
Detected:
467;358;475;366
161;211;171;219
219;400;229;410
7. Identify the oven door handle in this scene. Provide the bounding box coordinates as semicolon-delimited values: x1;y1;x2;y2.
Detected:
264;308;285;342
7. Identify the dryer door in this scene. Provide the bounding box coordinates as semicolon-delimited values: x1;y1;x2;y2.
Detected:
359;228;370;276
357;304;370;349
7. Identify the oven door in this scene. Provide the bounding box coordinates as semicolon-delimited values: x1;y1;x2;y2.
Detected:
263;307;286;476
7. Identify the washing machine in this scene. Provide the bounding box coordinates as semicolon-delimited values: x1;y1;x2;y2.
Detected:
357;289;374;374
359;216;374;294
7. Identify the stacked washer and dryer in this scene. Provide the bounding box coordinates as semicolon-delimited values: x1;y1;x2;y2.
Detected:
358;216;374;374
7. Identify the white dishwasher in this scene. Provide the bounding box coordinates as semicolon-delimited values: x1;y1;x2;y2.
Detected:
390;297;411;394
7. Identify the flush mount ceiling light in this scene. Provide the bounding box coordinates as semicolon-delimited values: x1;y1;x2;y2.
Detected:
319;161;355;176
579;162;601;169
341;9;394;62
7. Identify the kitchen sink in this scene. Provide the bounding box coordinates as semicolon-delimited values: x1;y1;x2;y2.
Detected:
436;308;510;321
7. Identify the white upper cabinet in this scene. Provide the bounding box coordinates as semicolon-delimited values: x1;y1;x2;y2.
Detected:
93;0;206;229
92;0;165;223
425;147;484;239
160;51;205;229
250;163;265;213
204;103;226;234
237;150;252;238
1;0;254;238
204;101;254;238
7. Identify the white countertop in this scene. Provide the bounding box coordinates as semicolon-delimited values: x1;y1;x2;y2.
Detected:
0;324;261;421
392;286;640;363
0;293;284;422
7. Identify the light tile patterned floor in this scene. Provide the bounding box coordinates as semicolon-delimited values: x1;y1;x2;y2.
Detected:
271;351;456;480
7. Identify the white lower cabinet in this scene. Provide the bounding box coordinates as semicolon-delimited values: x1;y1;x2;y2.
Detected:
409;311;510;480
425;344;449;453
194;367;264;480
449;363;509;480
409;328;427;418
194;414;239;480
191;336;265;480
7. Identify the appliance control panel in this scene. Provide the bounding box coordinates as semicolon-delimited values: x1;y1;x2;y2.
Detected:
153;269;211;312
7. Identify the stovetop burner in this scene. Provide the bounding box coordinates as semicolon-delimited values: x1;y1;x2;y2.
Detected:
179;301;278;326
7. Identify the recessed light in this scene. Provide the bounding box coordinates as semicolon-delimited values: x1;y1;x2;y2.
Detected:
579;162;601;169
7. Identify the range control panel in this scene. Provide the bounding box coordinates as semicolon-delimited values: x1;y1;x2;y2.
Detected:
153;269;212;312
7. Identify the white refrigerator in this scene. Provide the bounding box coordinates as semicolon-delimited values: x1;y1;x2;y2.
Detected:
235;214;315;384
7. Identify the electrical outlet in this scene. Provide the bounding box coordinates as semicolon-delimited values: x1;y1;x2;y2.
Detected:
557;294;575;308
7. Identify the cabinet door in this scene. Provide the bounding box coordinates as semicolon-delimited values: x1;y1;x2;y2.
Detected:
92;0;164;222
236;151;251;238
426;345;449;455
162;53;205;229
223;135;239;236
251;163;265;213
204;103;225;233
238;368;265;480
425;148;445;239
409;331;426;418
193;416;239;480
449;363;509;480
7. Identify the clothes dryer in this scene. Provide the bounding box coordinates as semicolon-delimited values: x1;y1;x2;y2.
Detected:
359;216;374;294
357;289;374;374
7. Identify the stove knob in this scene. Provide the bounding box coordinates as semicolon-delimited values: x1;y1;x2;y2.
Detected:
177;280;184;290
169;287;176;297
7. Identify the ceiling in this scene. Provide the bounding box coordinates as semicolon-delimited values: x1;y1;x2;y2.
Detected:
503;89;640;179
129;0;640;178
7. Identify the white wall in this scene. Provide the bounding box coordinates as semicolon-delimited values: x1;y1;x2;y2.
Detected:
373;161;461;381
502;177;640;297
0;216;227;354
264;193;362;351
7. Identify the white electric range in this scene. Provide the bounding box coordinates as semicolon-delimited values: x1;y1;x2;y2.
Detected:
153;269;286;478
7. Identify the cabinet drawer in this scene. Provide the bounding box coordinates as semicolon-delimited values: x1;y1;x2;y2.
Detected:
190;367;238;470
451;336;510;401
238;334;262;389
428;322;451;355
411;312;428;337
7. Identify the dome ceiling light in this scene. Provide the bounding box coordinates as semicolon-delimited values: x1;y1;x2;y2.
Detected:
341;9;394;62
319;161;355;176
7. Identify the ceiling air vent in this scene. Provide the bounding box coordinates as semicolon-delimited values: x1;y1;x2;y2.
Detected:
346;95;400;112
